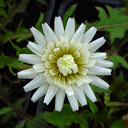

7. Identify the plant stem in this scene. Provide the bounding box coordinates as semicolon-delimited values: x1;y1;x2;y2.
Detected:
86;22;128;30
0;80;45;128
0;0;30;32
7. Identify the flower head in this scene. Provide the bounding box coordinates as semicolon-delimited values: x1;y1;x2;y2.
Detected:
18;17;113;111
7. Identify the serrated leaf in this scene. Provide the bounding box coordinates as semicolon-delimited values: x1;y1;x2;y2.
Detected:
26;112;48;128
63;4;77;27
17;0;30;14
90;6;128;42
0;8;8;18
15;21;31;42
3;0;30;27
111;53;128;69
79;110;90;128
110;118;127;128
15;120;26;128
89;101;98;113
80;119;89;128
0;107;13;116
0;53;14;69
13;98;26;112
44;104;79;128
10;41;32;56
0;0;6;7
0;23;32;43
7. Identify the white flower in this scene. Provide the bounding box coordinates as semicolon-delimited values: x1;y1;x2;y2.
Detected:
18;17;113;111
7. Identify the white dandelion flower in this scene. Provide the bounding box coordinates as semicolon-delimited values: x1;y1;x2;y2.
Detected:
18;17;113;111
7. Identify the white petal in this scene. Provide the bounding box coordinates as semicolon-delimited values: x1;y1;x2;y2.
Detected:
72;23;86;43
89;37;106;53
79;42;90;53
19;54;42;65
54;17;64;40
60;33;69;44
96;60;113;67
55;89;65;111
88;75;110;90
31;83;49;102
27;41;44;57
90;53;107;60
42;23;58;43
30;27;46;47
85;60;96;67
17;68;37;79
82;26;97;43
65;18;75;40
71;64;78;73
44;84;59;105
79;75;93;83
67;95;78;111
82;83;97;102
88;65;112;75
33;63;46;72
72;84;87;106
23;74;47;92
74;74;84;86
65;84;74;96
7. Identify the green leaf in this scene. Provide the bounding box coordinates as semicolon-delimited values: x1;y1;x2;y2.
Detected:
10;41;32;56
90;6;128;42
117;83;128;101
0;0;6;7
15;120;26;128
79;119;89;128
79;110;90;128
1;111;13;124
104;92;111;105
36;13;44;31
110;72;126;93
9;59;23;75
15;21;31;42
110;118;127;128
108;107;120;118
0;107;13;116
0;53;14;69
0;22;32;43
36;0;47;6
26;112;48;128
3;0;30;26
104;92;128;106
111;53;128;69
89;101;98;113
13;98;26;112
0;8;8;18
91;85;106;93
44;104;79;128
63;4;77;27
105;6;128;42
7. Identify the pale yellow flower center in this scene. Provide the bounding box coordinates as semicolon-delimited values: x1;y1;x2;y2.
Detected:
57;54;78;76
